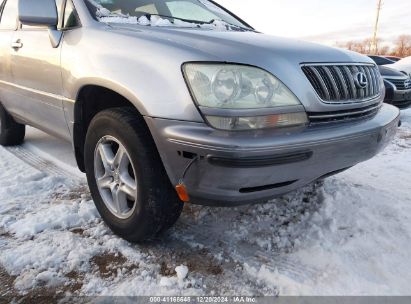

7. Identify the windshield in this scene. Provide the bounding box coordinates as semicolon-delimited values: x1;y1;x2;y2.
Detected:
86;0;252;31
368;56;394;66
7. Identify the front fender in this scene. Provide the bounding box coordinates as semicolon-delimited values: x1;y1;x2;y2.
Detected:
60;27;215;122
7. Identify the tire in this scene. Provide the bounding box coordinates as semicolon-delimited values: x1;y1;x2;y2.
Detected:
84;107;183;242
0;103;25;146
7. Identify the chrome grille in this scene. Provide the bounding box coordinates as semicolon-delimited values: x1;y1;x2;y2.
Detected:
385;78;411;91
308;103;382;125
302;64;382;103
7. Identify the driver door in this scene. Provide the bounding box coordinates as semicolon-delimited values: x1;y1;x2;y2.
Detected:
9;0;70;139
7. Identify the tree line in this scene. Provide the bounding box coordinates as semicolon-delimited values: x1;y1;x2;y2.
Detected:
336;35;411;57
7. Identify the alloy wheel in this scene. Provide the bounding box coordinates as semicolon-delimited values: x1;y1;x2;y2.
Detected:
94;136;138;219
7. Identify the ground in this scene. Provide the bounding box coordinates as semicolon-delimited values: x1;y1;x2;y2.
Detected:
0;109;411;299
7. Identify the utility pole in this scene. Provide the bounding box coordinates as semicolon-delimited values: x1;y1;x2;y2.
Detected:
372;0;383;54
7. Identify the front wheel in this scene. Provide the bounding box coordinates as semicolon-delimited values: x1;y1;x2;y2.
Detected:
84;108;183;242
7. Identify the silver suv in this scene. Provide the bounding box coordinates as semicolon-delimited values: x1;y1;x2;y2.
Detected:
0;0;400;242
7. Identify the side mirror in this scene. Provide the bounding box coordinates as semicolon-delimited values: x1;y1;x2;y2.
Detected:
18;0;62;48
18;0;58;27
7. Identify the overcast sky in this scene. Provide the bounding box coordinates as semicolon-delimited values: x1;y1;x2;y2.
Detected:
214;0;411;47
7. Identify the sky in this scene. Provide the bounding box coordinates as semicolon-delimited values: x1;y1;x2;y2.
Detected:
214;0;411;47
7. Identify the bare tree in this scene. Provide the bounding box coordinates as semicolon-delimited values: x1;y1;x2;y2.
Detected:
378;45;390;55
363;38;373;54
393;35;411;57
345;40;356;51
332;35;411;57
336;38;379;54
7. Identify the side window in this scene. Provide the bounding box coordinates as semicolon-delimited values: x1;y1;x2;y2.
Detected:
0;0;18;30
373;57;384;65
62;0;80;29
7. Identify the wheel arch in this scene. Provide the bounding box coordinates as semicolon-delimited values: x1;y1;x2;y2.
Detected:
73;84;149;172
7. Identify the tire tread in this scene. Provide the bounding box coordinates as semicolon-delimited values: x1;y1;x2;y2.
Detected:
84;107;183;242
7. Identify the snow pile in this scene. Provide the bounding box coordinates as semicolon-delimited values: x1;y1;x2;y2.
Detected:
8;200;99;238
158;265;191;290
175;265;189;281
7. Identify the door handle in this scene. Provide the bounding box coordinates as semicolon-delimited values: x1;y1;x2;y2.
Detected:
11;40;23;49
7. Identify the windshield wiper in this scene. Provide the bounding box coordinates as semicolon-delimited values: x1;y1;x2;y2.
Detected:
144;13;209;25
205;18;254;32
145;14;253;31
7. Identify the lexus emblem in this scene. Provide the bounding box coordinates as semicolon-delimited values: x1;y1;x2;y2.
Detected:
354;72;368;89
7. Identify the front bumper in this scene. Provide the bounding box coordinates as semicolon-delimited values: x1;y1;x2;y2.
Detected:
384;85;411;109
145;104;400;206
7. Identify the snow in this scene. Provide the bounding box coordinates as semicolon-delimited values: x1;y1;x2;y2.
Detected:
175;265;189;281
88;0;241;31
0;109;410;296
98;14;233;30
8;200;99;238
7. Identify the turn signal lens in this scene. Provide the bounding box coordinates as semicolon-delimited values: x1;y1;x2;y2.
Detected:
176;184;190;202
205;112;308;131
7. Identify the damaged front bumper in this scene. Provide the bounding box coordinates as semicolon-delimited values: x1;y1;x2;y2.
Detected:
145;104;400;206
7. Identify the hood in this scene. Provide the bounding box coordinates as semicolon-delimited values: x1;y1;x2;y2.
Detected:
104;24;380;113
109;25;372;66
390;60;411;76
379;65;408;77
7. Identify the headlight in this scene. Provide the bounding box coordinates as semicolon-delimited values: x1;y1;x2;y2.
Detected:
183;63;308;130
